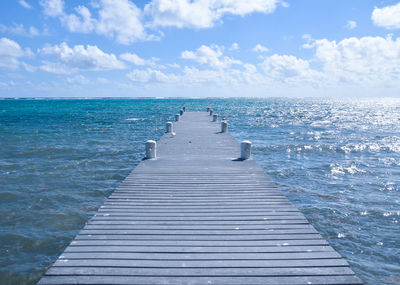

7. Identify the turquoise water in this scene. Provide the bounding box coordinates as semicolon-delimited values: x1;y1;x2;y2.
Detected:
0;98;399;284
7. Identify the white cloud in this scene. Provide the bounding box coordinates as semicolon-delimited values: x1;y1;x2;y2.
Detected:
21;62;37;72
301;34;315;49
97;77;110;84
181;44;241;69
40;0;151;44
281;1;289;8
124;35;400;91
95;0;150;44
41;0;64;17
259;54;321;84
39;42;126;74
125;46;266;87
125;63;269;89
252;44;269;52
145;0;283;29
66;75;91;85
19;0;32;9
0;81;9;88
39;0;284;44
240;63;265;84
0;80;19;89
120;53;158;67
0;24;39;37
167;62;180;68
229;43;240;51
178;36;400;88
307;35;400;85
0;37;32;70
126;66;235;86
372;2;400;29
125;44;320;88
28;26;39;37
345;20;357;30
126;68;175;82
180;66;237;85
62;5;96;33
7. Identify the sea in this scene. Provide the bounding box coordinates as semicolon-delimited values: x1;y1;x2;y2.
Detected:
0;98;399;284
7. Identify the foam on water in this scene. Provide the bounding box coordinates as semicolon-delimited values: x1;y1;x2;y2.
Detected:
0;98;399;284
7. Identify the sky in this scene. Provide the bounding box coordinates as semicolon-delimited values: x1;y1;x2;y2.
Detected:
0;0;400;98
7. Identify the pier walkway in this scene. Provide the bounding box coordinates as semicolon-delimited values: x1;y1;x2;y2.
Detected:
39;111;362;284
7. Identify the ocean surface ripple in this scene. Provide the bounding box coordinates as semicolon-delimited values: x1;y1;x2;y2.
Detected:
0;98;399;284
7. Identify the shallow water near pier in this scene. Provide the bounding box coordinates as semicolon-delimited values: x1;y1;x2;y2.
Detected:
0;98;399;284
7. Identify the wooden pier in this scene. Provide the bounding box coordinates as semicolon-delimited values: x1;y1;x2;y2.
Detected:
39;111;363;285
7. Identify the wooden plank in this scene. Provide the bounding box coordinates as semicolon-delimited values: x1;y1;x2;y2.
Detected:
64;245;335;253
38;112;362;285
94;212;305;217
60;251;342;260
108;196;288;201
78;229;318;235
52;258;350;268
74;234;324;240
109;194;286;198
88;218;308;226
105;200;293;204
84;224;314;229
70;239;329;246
39;275;363;285
89;216;307;221
97;208;300;213
46;266;355;276
87;220;311;225
100;204;298;211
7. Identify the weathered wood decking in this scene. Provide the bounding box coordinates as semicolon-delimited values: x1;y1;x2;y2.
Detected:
39;112;363;285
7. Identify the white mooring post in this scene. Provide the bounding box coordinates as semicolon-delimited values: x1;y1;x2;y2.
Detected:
240;140;251;160
180;110;184;116
221;121;228;133
175;114;180;121
166;122;173;133
209;110;213;116
145;140;156;159
213;114;218;122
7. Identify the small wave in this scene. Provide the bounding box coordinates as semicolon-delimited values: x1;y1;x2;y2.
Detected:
125;118;144;121
330;164;366;176
383;211;400;217
344;164;366;175
379;182;398;192
330;165;345;176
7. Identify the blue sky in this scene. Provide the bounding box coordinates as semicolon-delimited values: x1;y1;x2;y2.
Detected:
0;0;400;97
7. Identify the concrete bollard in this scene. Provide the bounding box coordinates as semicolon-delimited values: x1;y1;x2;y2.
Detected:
221;121;228;133
240;140;251;160
145;140;156;159
182;107;186;112
175;114;180;121
213;114;218;122
209;110;213;116
207;107;210;112
180;110;184;116
166;122;173;133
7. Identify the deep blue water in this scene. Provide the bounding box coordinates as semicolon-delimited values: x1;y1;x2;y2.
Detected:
0;98;399;284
